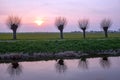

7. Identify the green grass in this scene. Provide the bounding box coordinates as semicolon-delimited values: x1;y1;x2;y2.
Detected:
0;32;120;40
0;38;120;53
0;32;120;53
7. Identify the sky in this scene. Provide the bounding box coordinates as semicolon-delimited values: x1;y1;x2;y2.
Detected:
0;0;120;32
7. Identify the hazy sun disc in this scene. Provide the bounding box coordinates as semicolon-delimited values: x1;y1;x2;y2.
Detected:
34;19;44;26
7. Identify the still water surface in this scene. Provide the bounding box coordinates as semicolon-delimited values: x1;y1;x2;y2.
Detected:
0;57;120;80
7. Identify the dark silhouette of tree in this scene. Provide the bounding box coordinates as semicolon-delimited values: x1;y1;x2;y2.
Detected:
55;59;67;73
119;29;120;32
7;62;22;78
100;56;111;69
78;57;88;69
78;19;89;39
101;19;112;38
6;16;21;40
55;17;67;39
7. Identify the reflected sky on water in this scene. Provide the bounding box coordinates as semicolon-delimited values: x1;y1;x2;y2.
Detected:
0;57;120;80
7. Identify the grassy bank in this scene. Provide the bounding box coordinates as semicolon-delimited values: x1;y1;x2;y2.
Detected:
0;38;120;53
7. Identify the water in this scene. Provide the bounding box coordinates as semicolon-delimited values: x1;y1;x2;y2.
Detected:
0;57;120;80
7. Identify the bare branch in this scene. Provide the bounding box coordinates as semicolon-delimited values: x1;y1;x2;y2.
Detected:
78;19;89;39
6;16;21;39
101;18;112;38
78;19;89;30
101;19;112;28
55;17;67;31
6;16;21;29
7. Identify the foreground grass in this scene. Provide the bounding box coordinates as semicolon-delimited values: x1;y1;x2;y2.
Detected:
0;38;120;53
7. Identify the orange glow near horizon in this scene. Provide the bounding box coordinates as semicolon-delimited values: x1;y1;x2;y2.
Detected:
34;18;44;26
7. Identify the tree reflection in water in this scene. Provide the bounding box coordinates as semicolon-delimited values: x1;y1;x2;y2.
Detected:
78;57;88;69
100;56;111;69
7;62;22;77
55;59;67;73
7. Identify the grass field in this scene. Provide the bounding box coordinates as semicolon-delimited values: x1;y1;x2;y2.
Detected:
0;32;120;53
0;32;120;40
0;38;120;53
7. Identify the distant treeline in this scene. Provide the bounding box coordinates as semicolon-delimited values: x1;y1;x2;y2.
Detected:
71;30;120;33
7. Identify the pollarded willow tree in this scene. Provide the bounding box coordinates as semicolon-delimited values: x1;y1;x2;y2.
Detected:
101;19;112;38
6;16;21;40
78;19;89;39
55;17;67;39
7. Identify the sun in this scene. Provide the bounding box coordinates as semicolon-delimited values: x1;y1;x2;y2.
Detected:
34;19;44;26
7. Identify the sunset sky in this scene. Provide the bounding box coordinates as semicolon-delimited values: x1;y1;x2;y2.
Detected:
0;0;120;32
